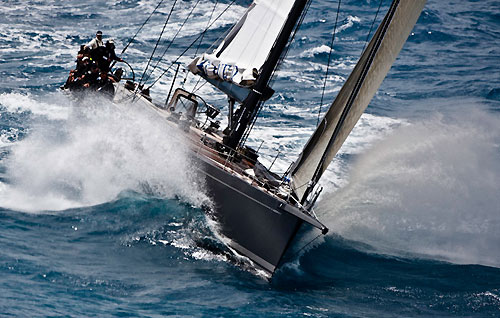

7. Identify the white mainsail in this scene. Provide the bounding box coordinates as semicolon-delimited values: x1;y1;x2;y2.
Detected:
189;0;295;100
290;0;427;203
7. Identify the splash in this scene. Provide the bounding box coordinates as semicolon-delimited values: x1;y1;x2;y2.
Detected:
0;92;70;120
318;108;500;268
0;93;208;212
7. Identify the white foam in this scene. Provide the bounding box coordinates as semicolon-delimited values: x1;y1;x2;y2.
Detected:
0;95;208;212
0;92;70;120
0;128;21;147
318;108;500;268
482;291;500;302
300;45;333;58
336;15;361;33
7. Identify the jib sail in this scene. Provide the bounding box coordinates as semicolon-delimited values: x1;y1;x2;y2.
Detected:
290;0;427;203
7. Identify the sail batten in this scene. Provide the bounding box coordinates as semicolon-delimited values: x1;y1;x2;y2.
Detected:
290;0;427;203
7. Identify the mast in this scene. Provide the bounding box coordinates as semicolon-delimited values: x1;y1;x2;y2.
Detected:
223;0;310;150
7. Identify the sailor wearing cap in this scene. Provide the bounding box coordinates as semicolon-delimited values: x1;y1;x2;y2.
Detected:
101;38;124;72
85;30;104;50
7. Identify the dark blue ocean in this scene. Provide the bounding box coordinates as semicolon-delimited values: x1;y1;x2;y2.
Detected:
1;0;500;317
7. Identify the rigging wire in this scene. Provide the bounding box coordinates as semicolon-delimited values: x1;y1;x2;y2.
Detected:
362;0;384;53
137;0;178;90
317;0;342;127
194;0;219;58
143;0;202;84
305;0;400;202
191;80;208;94
121;0;166;56
190;0;219;93
239;0;313;149
146;0;237;90
109;0;166;70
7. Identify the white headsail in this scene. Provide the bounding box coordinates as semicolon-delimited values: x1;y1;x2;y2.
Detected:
290;0;427;203
189;0;295;102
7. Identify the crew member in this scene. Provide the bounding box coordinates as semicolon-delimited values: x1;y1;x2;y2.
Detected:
82;63;101;88
96;71;116;98
63;56;91;90
85;30;104;50
99;39;124;73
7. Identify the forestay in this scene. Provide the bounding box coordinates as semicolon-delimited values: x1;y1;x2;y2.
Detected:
189;0;295;102
290;0;427;203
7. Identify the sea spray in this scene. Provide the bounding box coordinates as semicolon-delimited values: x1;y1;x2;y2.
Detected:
317;108;500;268
0;93;208;212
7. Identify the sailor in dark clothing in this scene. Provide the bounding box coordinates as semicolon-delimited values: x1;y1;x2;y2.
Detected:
100;39;124;73
90;45;106;68
62;44;93;90
62;32;123;93
77;56;92;74
63;56;92;90
96;71;116;98
76;45;91;63
81;62;101;89
89;40;122;74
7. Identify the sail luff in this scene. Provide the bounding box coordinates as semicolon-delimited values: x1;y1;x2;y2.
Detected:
296;0;397;202
290;0;427;203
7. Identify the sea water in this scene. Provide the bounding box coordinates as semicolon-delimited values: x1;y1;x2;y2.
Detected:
1;0;499;317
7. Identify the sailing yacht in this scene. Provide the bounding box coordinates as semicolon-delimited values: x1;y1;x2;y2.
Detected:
68;0;427;276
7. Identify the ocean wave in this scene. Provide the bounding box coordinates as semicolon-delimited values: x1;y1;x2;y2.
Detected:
0;92;70;120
